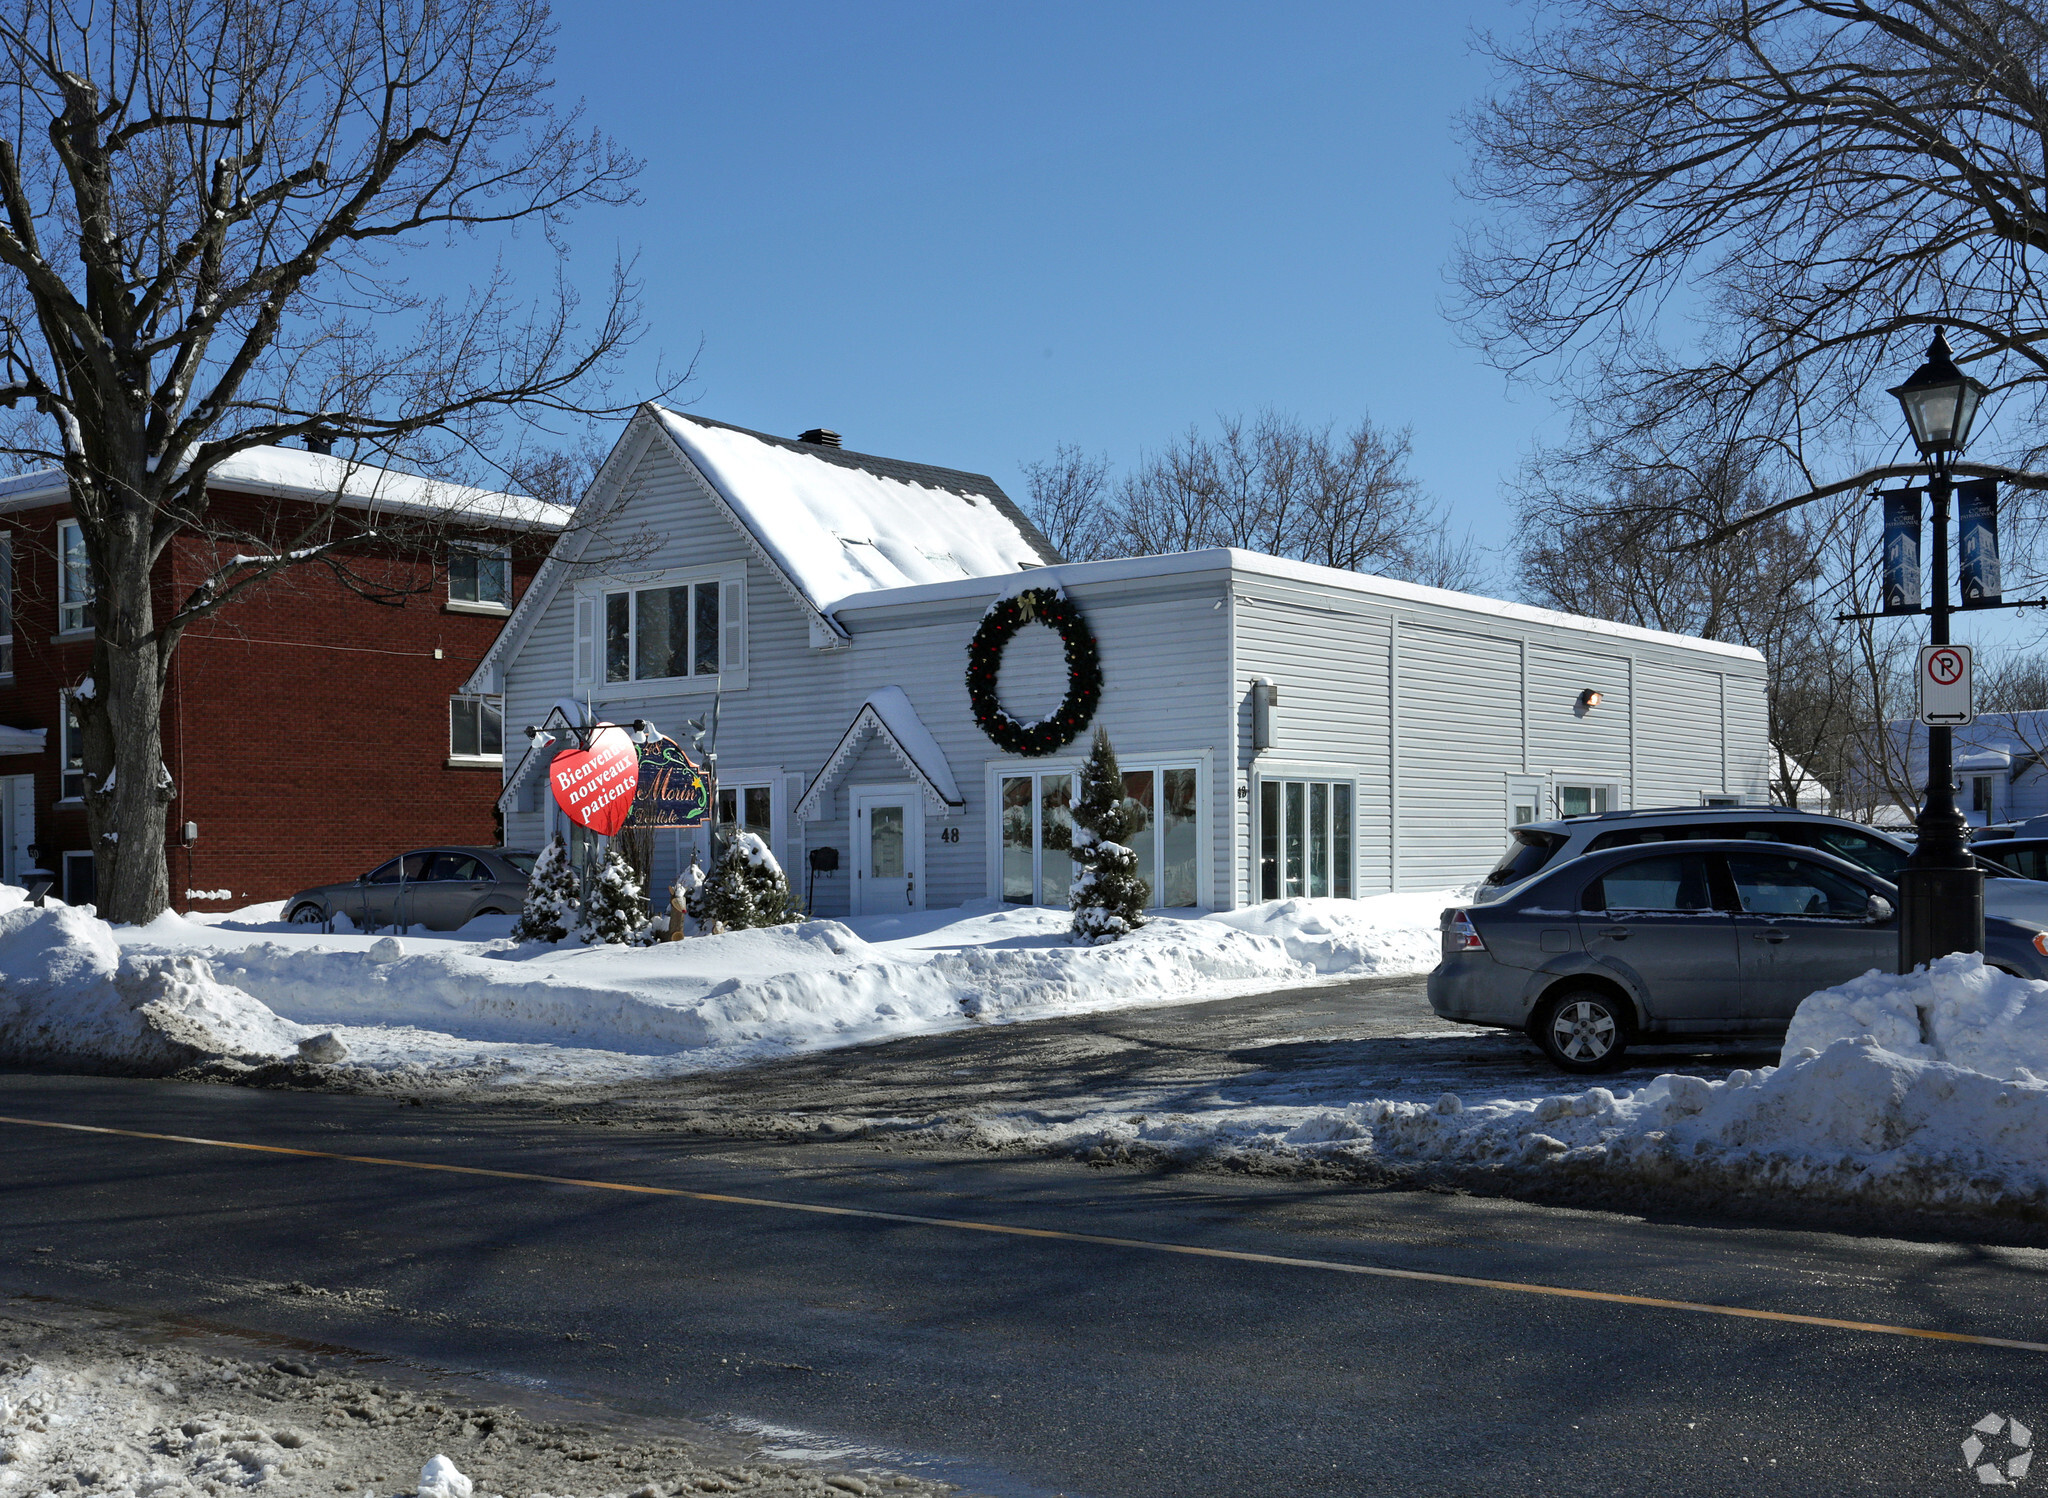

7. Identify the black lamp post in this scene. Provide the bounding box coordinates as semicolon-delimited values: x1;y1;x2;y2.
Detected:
1887;328;1990;972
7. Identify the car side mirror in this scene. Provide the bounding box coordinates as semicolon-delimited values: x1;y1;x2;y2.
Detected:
1867;894;1895;922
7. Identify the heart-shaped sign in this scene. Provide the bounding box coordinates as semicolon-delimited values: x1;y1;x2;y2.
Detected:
549;724;641;836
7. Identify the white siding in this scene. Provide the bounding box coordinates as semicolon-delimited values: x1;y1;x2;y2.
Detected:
1394;623;1524;888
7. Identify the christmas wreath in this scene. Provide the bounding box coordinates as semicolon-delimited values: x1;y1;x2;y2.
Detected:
966;587;1102;756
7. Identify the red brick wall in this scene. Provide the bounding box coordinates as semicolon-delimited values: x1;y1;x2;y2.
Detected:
0;485;546;911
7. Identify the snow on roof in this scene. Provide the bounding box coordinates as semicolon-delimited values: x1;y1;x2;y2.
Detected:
831;549;1768;664
0;724;46;755
798;686;965;819
655;410;1052;615
0;445;569;531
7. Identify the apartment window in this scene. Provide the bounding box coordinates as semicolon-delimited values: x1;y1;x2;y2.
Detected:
449;545;511;608
716;784;773;838
1257;777;1354;901
449;695;504;760
58;520;92;633
579;569;744;690
1556;783;1613;818
0;533;12;675
59;692;84;799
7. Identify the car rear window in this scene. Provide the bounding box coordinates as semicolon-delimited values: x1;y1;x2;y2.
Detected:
1486;830;1564;888
502;851;537;875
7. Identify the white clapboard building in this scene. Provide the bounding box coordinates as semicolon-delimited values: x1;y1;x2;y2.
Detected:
472;407;1770;915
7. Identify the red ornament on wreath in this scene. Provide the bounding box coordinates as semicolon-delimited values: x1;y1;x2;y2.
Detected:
966;587;1102;756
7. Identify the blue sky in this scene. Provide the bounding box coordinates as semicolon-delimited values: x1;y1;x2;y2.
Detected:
535;1;1543;560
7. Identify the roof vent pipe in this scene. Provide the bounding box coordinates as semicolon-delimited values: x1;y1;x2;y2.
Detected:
798;428;842;448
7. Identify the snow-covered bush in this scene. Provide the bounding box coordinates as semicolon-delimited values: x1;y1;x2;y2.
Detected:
1070;727;1148;944
577;846;649;945
512;833;577;943
690;831;799;931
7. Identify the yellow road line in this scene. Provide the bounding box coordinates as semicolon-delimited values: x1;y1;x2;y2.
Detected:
5;1111;2043;1355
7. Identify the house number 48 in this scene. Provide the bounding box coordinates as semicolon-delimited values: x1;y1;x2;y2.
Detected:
939;826;961;843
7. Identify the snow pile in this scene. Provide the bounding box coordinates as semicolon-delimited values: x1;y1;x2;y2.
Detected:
1783;952;2048;1079
0;890;307;1074
941;956;2048;1215
1204;888;1472;975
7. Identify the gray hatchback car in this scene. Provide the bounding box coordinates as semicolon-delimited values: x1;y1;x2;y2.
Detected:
284;846;536;932
1429;838;2048;1073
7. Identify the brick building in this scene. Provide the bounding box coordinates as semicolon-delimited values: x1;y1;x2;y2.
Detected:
0;445;566;910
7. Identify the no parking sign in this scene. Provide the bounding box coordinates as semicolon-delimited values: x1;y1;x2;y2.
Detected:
1919;644;1974;726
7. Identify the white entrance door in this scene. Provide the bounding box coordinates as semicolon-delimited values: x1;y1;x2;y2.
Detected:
852;785;923;915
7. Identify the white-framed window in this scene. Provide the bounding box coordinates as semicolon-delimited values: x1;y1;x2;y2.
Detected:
448;543;512;609
717;783;774;839
997;759;1203;909
1556;782;1614;818
1257;775;1355;901
0;532;12;675
1507;775;1543;829
58;520;92;633
575;566;745;694
449;695;504;762
58;691;84;799
1701;793;1741;808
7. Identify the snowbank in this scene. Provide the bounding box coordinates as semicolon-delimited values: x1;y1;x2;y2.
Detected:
1203;888;1467;975
1783;952;2048;1080
0;890;307;1074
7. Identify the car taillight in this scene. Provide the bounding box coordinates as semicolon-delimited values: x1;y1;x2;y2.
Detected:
1449;911;1486;951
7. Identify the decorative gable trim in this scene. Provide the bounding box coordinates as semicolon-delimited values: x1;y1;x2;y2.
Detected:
798;690;965;820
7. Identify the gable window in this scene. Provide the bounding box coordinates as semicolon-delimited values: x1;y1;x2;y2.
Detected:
58;520;92;633
575;567;745;693
0;533;11;675
449;544;512;610
59;692;84;799
449;695;504;762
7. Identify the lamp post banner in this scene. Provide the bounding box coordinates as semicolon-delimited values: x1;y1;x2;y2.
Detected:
1881;488;1922;613
625;735;710;828
549;724;641;836
1959;479;2002;606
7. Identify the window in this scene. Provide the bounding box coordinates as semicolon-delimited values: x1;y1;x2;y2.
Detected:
1556;783;1612;817
1973;776;1996;816
58;520;92;633
999;763;1200;909
1507;777;1542;829
1702;795;1741;808
449;696;504;760
1002;770;1074;907
1258;776;1352;902
578;569;744;690
58;692;84;799
426;852;487;882
1727;852;1871;919
0;533;11;674
717;784;773;838
1985;842;2048;881
449;545;512;608
62;849;94;907
365;852;430;883
1582;853;1715;913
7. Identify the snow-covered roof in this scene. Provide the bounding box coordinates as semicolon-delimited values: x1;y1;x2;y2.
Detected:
798;687;965;819
831;549;1769;664
0;445;570;531
654;410;1056;615
0;724;45;755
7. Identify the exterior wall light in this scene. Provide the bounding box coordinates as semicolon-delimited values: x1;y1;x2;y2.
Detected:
1578;689;1603;710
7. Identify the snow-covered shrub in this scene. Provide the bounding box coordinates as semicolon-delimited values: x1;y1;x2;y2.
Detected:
1070;726;1148;944
577;846;649;945
512;833;577;943
690;831;799;931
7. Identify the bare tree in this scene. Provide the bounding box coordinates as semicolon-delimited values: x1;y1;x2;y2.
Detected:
1020;443;1111;561
1114;425;1217;557
0;0;657;921
1457;0;2048;498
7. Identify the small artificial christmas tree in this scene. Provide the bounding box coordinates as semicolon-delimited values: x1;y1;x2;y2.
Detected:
512;833;578;942
689;830;800;930
1070;726;1149;944
577;844;649;945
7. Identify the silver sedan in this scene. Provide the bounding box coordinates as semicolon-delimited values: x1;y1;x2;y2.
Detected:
283;846;536;933
1428;839;2048;1073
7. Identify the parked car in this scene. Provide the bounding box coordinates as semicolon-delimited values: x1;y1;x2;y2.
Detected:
1433;838;2048;1072
283;847;537;932
1474;804;2048;924
1971;815;2048;881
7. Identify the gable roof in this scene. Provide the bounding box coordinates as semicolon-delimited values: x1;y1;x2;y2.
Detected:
0;444;570;531
652;409;1058;614
798;687;965;819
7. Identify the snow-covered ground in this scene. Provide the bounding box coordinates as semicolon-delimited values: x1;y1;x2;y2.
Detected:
935;954;2048;1217
0;885;1466;1086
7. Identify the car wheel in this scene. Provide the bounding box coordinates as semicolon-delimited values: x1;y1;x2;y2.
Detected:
1535;988;1631;1073
287;903;326;926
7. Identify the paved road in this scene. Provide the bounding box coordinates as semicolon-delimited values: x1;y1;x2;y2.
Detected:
4;1070;2048;1497
562;973;1784;1132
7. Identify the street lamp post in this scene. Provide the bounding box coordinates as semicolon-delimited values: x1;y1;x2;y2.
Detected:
1888;328;1990;972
